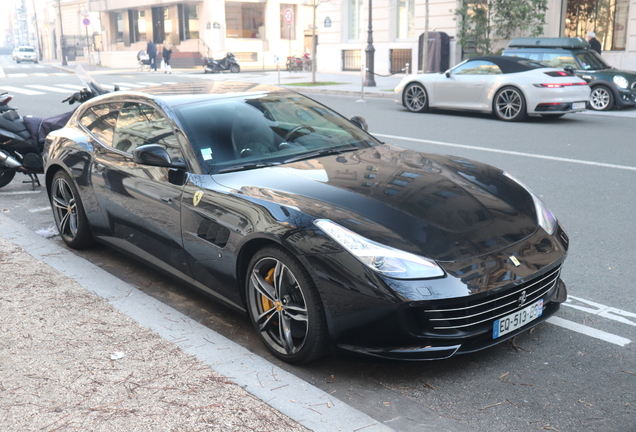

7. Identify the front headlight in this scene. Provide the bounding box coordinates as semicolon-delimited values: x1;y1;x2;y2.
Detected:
314;219;445;280
613;75;629;89
503;172;557;235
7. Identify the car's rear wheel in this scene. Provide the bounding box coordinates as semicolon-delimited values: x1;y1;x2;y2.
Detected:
589;85;614;111
0;168;16;188
50;170;94;249
494;86;527;122
403;83;429;113
246;245;328;364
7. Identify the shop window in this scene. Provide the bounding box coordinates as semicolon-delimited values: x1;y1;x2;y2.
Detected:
181;4;200;40
115;12;124;42
348;0;363;41
565;0;629;50
226;2;265;39
280;4;296;39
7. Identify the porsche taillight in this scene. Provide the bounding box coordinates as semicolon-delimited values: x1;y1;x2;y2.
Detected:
533;83;587;88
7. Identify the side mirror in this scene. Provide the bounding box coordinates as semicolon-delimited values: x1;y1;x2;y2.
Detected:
350;115;368;131
563;65;575;74
445;69;451;78
133;144;186;169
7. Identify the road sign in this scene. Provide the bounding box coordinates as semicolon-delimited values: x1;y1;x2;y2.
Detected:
284;8;294;24
82;18;90;26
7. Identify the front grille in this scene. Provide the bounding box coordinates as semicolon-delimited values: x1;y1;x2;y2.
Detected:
405;265;561;334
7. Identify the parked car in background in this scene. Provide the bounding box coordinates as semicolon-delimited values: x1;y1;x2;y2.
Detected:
503;37;636;111
395;55;590;121
12;46;38;63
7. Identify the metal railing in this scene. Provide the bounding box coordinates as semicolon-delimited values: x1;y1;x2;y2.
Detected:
390;49;412;74
342;49;362;71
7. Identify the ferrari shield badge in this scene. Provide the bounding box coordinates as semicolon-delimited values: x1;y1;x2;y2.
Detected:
510;255;521;267
193;191;204;206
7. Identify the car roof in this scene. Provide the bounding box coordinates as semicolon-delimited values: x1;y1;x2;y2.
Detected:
508;37;591;50
91;81;295;107
467;55;548;73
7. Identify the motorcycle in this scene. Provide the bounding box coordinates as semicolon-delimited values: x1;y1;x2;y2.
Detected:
0;66;109;189
202;52;241;73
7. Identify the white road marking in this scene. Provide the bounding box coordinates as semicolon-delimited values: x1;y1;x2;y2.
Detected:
375;134;636;172
0;67;4;78
33;73;48;77
28;207;52;213
54;84;85;90
26;85;72;93
7;73;28;78
163;81;177;84
0;85;44;95
0;190;42;196
113;82;145;88
564;295;636;327
54;73;69;76
137;81;161;86
547;317;631;346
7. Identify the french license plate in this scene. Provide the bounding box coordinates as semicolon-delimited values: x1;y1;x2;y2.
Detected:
493;299;543;339
572;102;586;109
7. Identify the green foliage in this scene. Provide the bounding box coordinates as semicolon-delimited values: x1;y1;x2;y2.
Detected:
454;0;548;55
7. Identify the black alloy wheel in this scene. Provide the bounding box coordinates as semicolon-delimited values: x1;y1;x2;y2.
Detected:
589;85;614;111
0;168;16;188
230;64;240;73
246;246;328;364
403;83;429;113
494;86;527;122
50;170;93;249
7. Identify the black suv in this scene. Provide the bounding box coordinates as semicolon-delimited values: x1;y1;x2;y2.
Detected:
503;37;636;111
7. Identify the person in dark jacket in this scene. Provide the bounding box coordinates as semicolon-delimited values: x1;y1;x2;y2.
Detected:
162;41;172;74
587;31;602;55
146;40;157;71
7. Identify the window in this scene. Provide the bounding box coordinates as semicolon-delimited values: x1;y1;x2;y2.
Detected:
575;51;611;70
129;10;147;43
396;0;414;39
80;103;122;147
348;0;363;40
280;4;296;39
112;102;181;160
565;0;629;51
225;2;265;39
181;4;200;40
453;60;502;75
540;53;578;69
115;12;124;42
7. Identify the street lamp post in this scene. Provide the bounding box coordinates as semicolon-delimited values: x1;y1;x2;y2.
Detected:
57;0;67;66
363;0;376;87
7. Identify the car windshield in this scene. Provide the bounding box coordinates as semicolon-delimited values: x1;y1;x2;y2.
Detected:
575;51;611;70
174;92;379;174
19;47;35;52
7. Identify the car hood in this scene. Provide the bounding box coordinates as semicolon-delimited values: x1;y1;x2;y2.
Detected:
213;145;539;262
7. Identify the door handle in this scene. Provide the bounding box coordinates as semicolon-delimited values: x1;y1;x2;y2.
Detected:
94;163;106;173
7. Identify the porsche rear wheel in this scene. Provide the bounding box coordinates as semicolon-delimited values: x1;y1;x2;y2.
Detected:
403;83;429;113
50;170;94;249
589;86;614;111
494;86;527;122
246;246;328;364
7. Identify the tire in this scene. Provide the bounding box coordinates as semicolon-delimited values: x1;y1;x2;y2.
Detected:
589;85;614;111
49;170;94;249
230;64;240;73
246;245;328;364
494;86;527;122
0;168;16;188
403;83;429;113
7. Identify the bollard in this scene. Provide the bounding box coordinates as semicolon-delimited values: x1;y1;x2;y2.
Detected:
357;63;366;103
405;62;410;75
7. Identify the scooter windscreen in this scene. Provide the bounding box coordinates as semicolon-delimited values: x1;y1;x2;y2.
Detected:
75;65;108;96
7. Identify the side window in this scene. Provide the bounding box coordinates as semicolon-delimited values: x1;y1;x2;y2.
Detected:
79;103;121;147
453;60;499;75
541;53;578;69
113;102;182;161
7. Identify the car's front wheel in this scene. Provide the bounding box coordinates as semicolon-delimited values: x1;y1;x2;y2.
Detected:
50;170;94;249
230;64;240;73
494;86;527;122
403;83;429;113
246;245;328;364
589;85;614;111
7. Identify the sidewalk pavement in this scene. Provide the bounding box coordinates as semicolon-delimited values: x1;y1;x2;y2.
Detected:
0;213;395;432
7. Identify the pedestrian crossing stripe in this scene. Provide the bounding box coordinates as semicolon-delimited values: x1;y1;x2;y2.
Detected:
0;82;181;96
26;85;73;93
113;82;146;88
7;74;28;78
0;86;45;95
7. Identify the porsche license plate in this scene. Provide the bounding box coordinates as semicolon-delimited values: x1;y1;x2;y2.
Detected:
572;102;586;109
493;299;543;339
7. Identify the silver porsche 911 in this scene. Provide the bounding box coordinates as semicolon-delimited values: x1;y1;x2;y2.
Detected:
395;55;591;121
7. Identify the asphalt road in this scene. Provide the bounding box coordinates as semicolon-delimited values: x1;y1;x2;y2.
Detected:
1;69;634;432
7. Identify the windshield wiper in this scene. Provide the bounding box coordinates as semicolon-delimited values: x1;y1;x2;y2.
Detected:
284;146;359;164
217;162;281;174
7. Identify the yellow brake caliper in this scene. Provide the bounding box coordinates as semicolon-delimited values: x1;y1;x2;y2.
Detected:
261;268;276;314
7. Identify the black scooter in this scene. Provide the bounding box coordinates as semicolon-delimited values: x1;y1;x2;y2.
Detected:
0;66;107;189
202;52;241;73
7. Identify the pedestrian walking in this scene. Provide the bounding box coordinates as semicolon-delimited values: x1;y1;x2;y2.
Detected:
162;41;173;74
147;40;157;72
587;31;602;55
